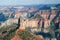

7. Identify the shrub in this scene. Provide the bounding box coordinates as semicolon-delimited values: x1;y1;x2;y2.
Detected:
3;31;15;40
18;30;39;40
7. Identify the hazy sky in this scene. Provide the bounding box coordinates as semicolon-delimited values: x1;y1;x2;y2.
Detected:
0;0;60;5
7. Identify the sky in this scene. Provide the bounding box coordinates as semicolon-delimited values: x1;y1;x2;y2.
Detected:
0;0;60;6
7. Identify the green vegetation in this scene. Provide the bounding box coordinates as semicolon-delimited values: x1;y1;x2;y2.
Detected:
0;23;17;33
18;30;38;40
3;31;15;40
0;23;17;40
47;22;55;38
26;27;31;32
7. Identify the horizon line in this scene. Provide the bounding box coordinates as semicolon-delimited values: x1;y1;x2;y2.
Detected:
0;4;60;7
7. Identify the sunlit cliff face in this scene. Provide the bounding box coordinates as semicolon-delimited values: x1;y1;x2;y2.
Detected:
41;10;50;20
50;13;56;19
15;12;27;18
18;9;57;30
19;19;38;30
44;20;50;28
20;19;38;28
50;10;56;19
39;19;50;28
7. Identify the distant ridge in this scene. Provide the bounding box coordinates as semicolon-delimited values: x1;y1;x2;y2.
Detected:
0;4;60;8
